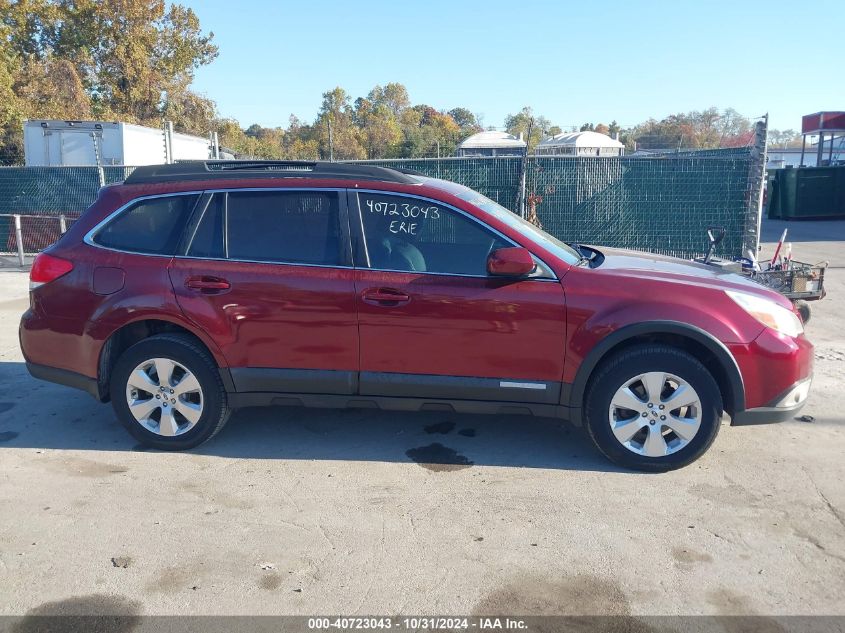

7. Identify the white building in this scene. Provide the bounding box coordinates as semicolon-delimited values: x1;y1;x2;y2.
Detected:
456;131;526;157
767;138;844;169
535;131;625;157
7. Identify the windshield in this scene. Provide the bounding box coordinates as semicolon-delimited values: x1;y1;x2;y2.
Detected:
428;179;583;266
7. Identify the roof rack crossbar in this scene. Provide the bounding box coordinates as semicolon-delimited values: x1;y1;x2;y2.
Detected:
123;160;421;185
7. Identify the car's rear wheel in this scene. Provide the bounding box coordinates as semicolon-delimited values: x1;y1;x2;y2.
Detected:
584;344;723;472
110;333;230;450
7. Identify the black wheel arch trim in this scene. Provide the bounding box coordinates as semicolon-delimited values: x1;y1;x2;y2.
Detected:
564;321;746;420
94;314;230;400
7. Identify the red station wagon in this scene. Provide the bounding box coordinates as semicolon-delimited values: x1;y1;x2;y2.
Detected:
19;161;814;471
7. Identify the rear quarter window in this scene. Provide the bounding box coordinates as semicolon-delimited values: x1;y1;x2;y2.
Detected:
93;194;199;255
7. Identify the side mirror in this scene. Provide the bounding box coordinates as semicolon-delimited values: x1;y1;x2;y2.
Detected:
487;247;536;277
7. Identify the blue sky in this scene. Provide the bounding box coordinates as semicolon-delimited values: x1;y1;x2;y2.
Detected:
182;0;844;132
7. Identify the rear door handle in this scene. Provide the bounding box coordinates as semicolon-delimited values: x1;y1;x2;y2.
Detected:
186;276;230;293
361;287;411;306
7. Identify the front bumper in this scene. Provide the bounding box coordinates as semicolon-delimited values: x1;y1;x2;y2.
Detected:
732;378;811;425
729;326;813;425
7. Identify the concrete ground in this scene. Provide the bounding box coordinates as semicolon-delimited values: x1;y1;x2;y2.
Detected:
0;218;843;618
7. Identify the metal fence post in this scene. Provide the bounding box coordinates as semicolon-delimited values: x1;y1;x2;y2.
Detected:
745;115;769;258
14;214;25;267
59;214;67;234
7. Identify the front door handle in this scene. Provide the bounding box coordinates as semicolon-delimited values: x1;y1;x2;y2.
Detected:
361;287;411;306
186;276;230;293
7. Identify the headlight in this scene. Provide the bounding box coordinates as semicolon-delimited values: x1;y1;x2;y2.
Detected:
726;290;803;337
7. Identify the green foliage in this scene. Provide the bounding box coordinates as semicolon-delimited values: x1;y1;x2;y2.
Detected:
504;106;552;151
448;107;482;135
1;0;218;163
0;1;761;164
768;129;802;148
628;107;753;150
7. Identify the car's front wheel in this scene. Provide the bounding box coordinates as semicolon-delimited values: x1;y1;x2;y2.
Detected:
110;333;230;450
584;344;723;472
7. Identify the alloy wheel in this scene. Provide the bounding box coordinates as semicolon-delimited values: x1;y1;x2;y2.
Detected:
607;371;702;457
125;357;204;437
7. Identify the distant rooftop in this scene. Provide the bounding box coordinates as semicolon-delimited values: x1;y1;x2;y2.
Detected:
538;131;624;149
457;131;527;149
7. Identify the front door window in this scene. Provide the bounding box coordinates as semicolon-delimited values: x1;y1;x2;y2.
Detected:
358;192;508;276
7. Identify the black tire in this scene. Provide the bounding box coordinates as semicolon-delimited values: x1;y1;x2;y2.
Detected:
110;333;231;450
584;344;723;472
793;300;811;325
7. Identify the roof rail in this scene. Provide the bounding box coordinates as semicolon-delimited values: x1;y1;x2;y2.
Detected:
123;160;422;185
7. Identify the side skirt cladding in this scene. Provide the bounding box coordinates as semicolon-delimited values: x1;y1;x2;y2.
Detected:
225;368;573;420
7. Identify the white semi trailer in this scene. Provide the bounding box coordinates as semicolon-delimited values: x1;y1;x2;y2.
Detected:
23;120;216;166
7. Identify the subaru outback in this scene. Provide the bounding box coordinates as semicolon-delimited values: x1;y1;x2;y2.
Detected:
19;161;813;471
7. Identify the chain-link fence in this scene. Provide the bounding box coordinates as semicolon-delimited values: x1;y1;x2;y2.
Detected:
0;214;78;260
0;166;133;216
0;145;764;262
365;145;763;260
0;166;134;259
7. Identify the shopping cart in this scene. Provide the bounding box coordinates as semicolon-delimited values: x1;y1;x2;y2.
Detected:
696;227;827;324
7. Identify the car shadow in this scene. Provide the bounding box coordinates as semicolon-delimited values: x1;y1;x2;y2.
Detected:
0;361;625;473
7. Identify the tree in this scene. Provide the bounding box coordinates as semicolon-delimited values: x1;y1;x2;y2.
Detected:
769;129;801;148
282;114;319;159
505;106;553;151
630;108;754;150
396;104;461;157
380;82;409;116
355;97;401;159
162;81;216;134
44;0;217;124
448;107;481;133
594;123;610;136
0;0;219;161
314;86;365;160
714;108;751;146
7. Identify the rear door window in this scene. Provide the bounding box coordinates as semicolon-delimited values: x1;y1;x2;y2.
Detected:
94;194;199;255
357;192;509;276
186;195;224;259
225;191;343;265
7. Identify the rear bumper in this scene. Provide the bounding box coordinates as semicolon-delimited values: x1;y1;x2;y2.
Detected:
25;362;100;399
732;377;812;425
20;306;103;390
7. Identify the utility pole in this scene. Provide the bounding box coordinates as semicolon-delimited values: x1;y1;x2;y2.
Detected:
517;119;534;218
91;130;105;187
748;113;769;257
327;117;334;162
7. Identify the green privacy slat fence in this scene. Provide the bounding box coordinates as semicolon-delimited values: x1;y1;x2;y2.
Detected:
363;148;759;259
0;166;135;254
1;148;760;258
0;166;133;215
363;156;523;209
528;155;751;258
